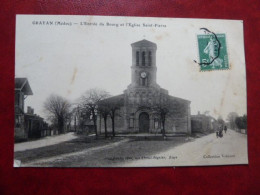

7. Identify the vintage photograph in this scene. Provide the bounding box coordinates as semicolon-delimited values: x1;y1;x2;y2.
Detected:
14;15;248;167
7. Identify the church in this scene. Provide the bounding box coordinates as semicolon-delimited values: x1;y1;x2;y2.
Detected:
97;39;191;134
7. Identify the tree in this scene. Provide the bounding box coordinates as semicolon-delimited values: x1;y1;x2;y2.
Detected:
217;116;225;126
108;96;123;137
98;99;111;138
204;111;210;116
152;96;171;137
235;114;247;129
227;112;239;130
98;95;123;137
79;88;110;138
72;106;80;132
109;102;121;137
44;94;72;134
71;105;86;133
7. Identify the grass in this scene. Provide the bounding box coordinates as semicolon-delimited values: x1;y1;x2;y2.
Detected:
15;133;192;167
14;135;123;163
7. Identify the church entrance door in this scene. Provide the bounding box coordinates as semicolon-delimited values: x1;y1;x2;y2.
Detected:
139;112;150;133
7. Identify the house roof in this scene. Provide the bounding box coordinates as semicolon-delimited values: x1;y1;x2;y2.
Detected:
15;78;33;95
131;39;157;48
191;114;217;121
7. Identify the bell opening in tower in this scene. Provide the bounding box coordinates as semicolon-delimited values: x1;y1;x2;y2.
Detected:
142;51;145;66
136;51;139;66
148;51;152;66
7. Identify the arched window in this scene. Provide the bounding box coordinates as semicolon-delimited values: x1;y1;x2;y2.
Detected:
136;51;139;66
141;78;148;86
154;118;159;129
142;51;145;66
129;118;134;128
148;51;152;66
141;78;146;86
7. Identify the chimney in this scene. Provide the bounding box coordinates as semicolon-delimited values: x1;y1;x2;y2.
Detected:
27;106;31;114
27;106;34;114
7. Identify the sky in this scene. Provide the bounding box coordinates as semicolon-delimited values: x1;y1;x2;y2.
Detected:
15;15;247;120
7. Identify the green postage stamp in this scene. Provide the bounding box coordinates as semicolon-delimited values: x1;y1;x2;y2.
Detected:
197;34;229;71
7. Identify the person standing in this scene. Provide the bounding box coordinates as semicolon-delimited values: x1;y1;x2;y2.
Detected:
224;125;227;134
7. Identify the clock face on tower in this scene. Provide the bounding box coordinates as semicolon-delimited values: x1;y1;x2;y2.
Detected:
141;72;147;78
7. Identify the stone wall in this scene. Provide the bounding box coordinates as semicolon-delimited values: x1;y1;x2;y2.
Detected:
98;95;191;135
98;107;126;134
164;97;190;133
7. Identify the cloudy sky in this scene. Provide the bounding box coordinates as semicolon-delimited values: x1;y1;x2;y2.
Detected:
15;15;247;120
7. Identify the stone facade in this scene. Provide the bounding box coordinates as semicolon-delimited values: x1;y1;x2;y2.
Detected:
98;39;191;134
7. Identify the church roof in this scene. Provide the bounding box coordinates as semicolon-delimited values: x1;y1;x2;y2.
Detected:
131;39;157;48
98;94;125;106
168;94;191;103
15;78;33;95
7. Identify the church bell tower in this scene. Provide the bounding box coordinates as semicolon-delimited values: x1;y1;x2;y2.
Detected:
130;39;157;88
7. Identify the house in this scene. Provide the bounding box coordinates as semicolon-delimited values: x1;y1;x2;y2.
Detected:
15;78;49;141
191;112;219;133
15;78;33;140
24;106;49;138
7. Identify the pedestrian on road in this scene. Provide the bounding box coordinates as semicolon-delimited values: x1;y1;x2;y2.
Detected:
224;125;227;134
218;125;223;138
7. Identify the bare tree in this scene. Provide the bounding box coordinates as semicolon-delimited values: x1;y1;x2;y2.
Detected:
79;89;110;138
98;95;123;137
98;99;111;138
109;103;121;137
217;116;225;126
71;106;79;132
152;96;172;137
152;106;169;137
235;114;247;130
44;94;72;134
71;105;84;133
227;112;239;130
204;111;210;116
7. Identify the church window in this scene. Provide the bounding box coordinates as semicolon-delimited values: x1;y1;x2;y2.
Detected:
142;51;145;66
148;51;152;66
136;51;139;66
129;118;134;128
154;118;160;129
154;121;159;129
136;93;140;103
141;78;146;86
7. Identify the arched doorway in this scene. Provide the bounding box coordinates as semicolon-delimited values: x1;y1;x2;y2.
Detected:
139;112;149;133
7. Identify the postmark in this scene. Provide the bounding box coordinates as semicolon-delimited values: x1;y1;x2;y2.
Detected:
196;29;229;71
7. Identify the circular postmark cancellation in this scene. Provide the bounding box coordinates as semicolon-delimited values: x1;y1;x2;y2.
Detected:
194;28;229;71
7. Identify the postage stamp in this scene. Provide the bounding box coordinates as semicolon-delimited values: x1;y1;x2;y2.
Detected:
197;33;229;71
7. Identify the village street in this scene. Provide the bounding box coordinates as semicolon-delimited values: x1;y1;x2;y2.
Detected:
124;129;248;167
14;132;78;152
14;130;248;167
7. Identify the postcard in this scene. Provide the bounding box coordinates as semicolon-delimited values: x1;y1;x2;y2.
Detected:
14;15;248;167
